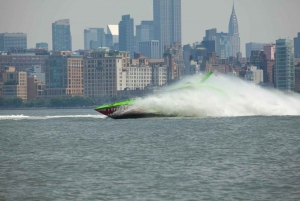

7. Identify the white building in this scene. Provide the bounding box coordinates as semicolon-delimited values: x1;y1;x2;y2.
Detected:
245;66;263;84
184;60;199;75
83;48;167;97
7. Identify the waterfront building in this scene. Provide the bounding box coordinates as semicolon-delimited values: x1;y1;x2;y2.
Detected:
138;40;160;59
36;42;48;50
0;52;48;72
27;75;45;101
26;65;45;83
0;33;27;51
227;4;240;57
294;32;300;58
246;42;269;58
52;19;72;51
2;66;27;100
245;66;263;84
119;15;135;59
153;0;181;57
84;28;105;50
275;39;295;91
83;48;130;97
263;44;276;60
44;51;83;98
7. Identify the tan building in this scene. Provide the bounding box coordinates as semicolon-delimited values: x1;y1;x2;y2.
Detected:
83;48;130;97
44;51;83;98
0;53;48;72
27;76;45;101
2;66;27;100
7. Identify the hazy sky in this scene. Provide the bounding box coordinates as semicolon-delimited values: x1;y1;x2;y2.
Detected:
0;0;299;55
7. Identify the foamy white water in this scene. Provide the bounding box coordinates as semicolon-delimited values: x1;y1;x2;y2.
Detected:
133;74;300;117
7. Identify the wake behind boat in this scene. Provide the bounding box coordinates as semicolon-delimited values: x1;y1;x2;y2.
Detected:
94;72;214;119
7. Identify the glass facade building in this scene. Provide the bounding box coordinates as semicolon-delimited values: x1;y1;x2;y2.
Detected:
275;39;295;91
153;0;182;57
119;15;135;59
52;19;72;51
0;33;27;51
84;28;106;50
228;4;240;57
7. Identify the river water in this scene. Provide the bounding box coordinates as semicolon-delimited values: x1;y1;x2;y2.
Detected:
0;109;300;200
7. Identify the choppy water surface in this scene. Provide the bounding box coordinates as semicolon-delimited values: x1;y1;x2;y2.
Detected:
1;109;300;200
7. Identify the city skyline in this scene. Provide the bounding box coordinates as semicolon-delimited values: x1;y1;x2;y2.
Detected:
0;0;300;55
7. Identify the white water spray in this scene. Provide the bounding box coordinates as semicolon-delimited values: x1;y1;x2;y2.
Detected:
133;74;300;117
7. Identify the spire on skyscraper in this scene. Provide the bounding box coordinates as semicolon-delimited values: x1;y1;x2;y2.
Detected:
228;1;239;36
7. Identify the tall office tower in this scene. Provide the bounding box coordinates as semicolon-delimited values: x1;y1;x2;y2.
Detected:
228;3;240;57
245;42;269;58
136;21;154;52
84;28;105;50
275;39;295;91
215;32;229;59
139;40;159;59
36;42;48;50
0;33;27;51
153;0;182;57
294;32;300;58
52;19;72;51
119;15;134;58
203;28;217;41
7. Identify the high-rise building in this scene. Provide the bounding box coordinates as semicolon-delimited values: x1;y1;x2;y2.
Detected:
275;39;295;91
136;20;154;52
119;15;135;58
294;32;300;58
228;4;240;57
153;0;181;57
52;19;72;51
36;42;48;50
0;33;27;51
139;40;160;59
203;28;217;41
246;42;269;58
263;44;276;60
216;32;229;59
84;28;106;50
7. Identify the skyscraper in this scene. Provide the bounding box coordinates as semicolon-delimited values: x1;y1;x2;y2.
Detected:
52;19;72;51
119;15;134;58
84;28;105;50
228;3;240;57
153;0;182;57
245;42;269;58
275;39;295;91
294;32;300;58
136;20;154;52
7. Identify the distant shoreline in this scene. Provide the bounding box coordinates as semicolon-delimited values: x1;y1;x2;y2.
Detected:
0;106;96;110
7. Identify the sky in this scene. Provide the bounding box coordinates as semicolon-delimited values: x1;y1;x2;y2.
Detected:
0;0;299;56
